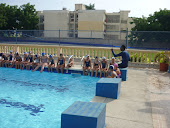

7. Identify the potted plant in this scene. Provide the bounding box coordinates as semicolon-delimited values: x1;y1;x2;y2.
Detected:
154;52;169;71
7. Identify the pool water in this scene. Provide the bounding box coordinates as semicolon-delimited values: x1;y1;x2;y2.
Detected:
0;68;99;128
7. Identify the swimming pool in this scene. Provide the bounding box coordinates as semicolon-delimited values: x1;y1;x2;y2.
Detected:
0;68;99;128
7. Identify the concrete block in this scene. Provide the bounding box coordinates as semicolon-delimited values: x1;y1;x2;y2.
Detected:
96;78;121;99
61;101;106;128
120;68;128;81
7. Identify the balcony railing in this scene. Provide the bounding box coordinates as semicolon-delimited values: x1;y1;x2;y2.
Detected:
0;44;170;66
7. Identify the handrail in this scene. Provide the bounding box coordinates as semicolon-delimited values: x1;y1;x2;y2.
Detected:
0;44;169;65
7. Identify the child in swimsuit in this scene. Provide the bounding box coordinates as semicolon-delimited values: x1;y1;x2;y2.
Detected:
0;53;8;67
5;50;13;67
100;56;108;78
0;53;3;66
21;52;29;70
48;55;55;72
66;55;74;73
113;63;121;78
107;57;117;76
9;52;17;68
32;54;40;70
107;65;116;78
15;52;22;69
56;53;65;74
83;54;91;75
32;52;49;73
26;51;34;70
91;56;100;78
107;64;121;78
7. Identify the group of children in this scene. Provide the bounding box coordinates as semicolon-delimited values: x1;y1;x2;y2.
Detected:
0;45;130;78
83;55;121;78
0;51;73;74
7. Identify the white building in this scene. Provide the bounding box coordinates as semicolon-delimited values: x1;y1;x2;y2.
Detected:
38;4;132;40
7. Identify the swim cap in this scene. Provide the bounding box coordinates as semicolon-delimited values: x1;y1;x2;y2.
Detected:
24;52;28;55
113;63;118;68
112;57;115;60
15;52;18;55
0;53;3;56
69;55;73;60
42;52;45;56
28;51;31;54
10;50;13;53
49;55;53;58
86;54;89;57
109;65;114;70
95;56;98;59
102;56;106;60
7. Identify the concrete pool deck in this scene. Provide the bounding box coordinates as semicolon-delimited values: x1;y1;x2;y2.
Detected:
88;67;170;128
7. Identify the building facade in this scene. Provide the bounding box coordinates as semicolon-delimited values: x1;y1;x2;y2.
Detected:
37;4;132;40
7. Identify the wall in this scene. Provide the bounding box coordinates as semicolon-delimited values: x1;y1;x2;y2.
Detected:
78;10;105;38
75;4;86;11
43;10;69;37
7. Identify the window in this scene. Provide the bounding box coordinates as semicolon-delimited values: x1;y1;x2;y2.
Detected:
106;15;120;23
106;25;119;31
121;20;127;24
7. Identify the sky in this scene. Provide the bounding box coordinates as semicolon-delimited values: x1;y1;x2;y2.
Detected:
1;0;170;17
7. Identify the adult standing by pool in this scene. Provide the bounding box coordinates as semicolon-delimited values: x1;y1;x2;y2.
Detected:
111;45;130;68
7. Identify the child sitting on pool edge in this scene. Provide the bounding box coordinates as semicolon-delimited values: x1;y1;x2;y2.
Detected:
91;56;100;78
66;55;74;73
32;52;49;73
83;54;91;76
48;55;55;72
56;53;65;74
107;63;121;78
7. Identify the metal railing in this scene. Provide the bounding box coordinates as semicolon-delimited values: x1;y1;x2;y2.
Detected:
0;30;170;50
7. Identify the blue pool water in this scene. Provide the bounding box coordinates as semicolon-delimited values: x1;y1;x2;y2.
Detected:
0;68;99;128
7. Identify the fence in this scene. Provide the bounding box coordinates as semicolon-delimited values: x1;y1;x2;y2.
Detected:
0;30;170;50
0;44;170;67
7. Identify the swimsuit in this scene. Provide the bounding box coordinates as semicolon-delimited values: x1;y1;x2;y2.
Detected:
25;56;29;61
50;59;54;65
42;57;48;63
59;58;64;65
3;55;8;60
35;58;40;63
9;55;13;61
85;59;90;67
94;61;99;66
102;62;106;68
29;56;33;62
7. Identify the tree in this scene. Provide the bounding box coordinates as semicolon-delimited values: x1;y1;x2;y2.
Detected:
0;4;7;28
85;3;95;10
19;3;39;30
129;9;170;46
0;3;39;30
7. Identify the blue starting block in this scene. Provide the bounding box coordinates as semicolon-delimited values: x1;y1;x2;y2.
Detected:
96;78;121;99
61;101;106;128
120;68;128;81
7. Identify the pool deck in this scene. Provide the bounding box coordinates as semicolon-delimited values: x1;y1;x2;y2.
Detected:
89;67;170;128
2;64;169;128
